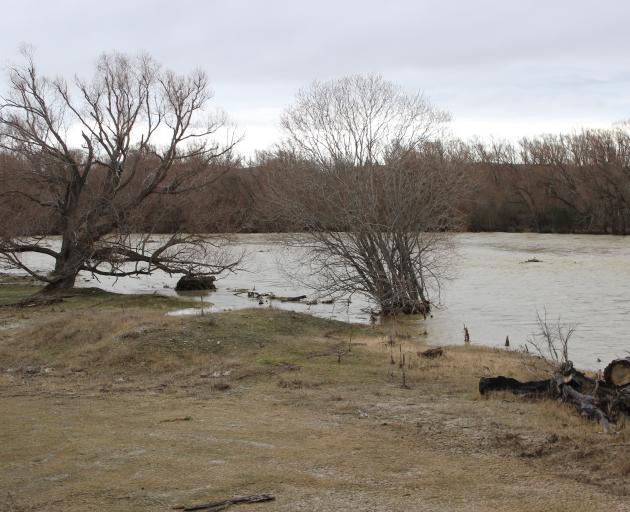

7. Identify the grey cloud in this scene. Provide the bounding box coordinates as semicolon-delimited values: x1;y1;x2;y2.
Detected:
1;0;628;152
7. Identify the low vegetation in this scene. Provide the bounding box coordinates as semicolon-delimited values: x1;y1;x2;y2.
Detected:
1;280;628;511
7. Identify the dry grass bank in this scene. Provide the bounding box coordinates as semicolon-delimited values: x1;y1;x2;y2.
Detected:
0;280;628;511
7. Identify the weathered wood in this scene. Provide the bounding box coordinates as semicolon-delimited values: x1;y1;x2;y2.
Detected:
279;295;307;302
608;386;630;418
479;376;552;396
174;494;275;511
559;381;611;433
556;365;597;393
159;416;192;423
603;357;630;387
479;359;630;431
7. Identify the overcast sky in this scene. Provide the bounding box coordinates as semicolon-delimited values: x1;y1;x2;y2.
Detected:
1;0;629;155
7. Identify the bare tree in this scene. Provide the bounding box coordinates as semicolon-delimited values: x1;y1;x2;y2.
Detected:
0;49;241;291
267;75;464;315
281;74;450;168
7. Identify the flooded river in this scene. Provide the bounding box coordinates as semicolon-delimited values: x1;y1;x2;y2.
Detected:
7;233;630;369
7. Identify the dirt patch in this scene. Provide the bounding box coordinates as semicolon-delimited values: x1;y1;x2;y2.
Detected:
0;300;628;511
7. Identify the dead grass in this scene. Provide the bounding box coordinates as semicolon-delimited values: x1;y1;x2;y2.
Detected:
0;288;628;511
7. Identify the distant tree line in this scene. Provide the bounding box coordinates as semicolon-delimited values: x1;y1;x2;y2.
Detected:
468;127;630;235
3;124;630;237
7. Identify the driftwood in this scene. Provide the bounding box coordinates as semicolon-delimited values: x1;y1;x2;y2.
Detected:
174;494;275;511
159;416;192;423
559;381;612;433
479;360;630;431
242;290;307;303
604;357;630;387
479;376;552;396
278;295;307;302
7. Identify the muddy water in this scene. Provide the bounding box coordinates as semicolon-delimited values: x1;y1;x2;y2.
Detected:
7;233;630;369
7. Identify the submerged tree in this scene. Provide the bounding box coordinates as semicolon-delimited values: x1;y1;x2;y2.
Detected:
268;75;464;315
0;50;240;291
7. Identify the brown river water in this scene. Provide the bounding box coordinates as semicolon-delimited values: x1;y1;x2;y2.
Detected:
7;233;630;369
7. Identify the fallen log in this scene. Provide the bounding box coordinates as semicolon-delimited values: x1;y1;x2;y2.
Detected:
479;376;552;396
159;416;192;423
174;494;275;511
479;360;630;431
243;292;307;303
278;295;307;302
555;364;598;393
607;386;630;419
558;381;611;433
604;357;630;387
560;365;630;410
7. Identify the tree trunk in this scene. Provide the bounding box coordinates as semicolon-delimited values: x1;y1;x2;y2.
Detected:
480;362;630;431
42;238;85;292
479;376;553;396
381;295;430;316
604;358;630;387
43;273;78;292
558;382;612;433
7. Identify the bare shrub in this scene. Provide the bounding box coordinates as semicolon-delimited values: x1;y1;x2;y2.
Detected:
524;309;576;372
265;75;466;315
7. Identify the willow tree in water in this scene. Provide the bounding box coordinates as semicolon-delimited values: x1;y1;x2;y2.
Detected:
0;50;240;291
270;75;465;315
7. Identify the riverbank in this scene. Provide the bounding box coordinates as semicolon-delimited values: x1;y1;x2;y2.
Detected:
0;281;628;511
5;232;630;368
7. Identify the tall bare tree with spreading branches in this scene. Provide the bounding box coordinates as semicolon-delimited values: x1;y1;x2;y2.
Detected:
281;74;449;168
0;49;241;291
268;75;465;315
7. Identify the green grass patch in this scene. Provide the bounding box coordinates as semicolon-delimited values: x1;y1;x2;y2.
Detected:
0;283;42;306
0;287;386;384
0;276;192;310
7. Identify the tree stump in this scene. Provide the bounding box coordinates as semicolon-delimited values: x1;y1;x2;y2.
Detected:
603;357;630;387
